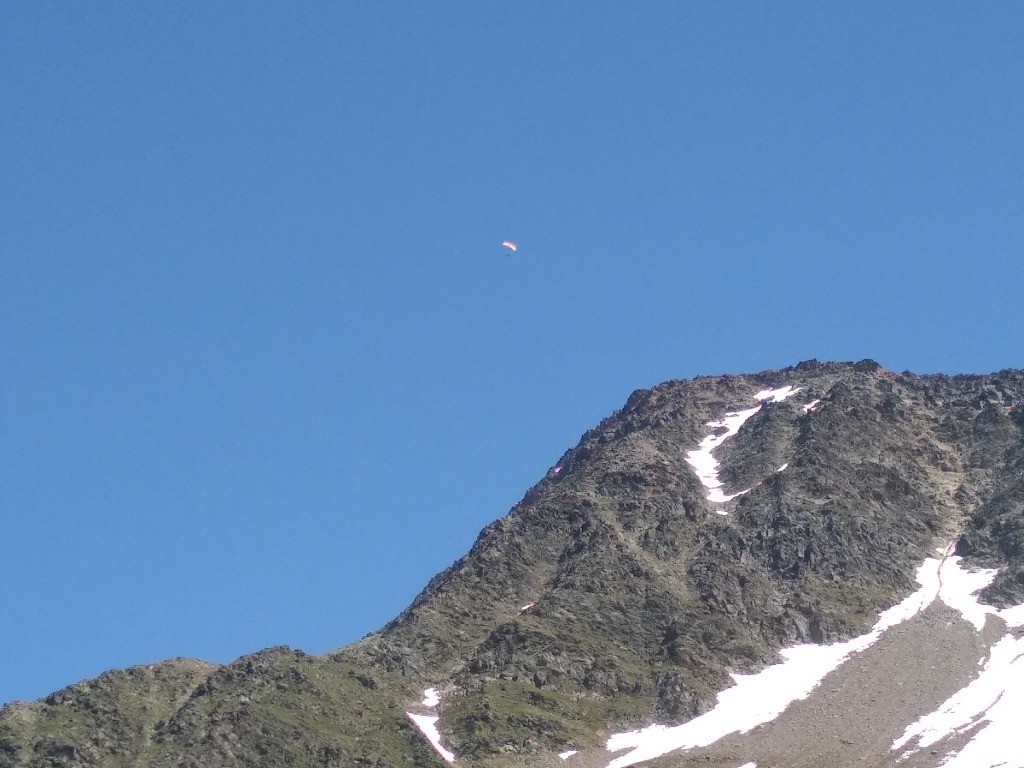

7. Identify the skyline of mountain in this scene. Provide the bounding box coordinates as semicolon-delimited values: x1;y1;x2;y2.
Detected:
4;360;1024;768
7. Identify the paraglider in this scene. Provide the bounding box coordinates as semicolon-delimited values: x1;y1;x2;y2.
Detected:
501;241;518;252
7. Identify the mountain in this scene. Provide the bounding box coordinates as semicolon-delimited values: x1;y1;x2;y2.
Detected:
3;360;1024;768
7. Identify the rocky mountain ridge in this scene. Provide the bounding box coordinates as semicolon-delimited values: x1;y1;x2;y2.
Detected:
3;360;1024;768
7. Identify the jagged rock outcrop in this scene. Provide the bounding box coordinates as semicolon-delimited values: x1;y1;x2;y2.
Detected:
3;361;1024;768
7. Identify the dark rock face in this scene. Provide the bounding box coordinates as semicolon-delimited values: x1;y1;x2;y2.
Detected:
3;362;1024;768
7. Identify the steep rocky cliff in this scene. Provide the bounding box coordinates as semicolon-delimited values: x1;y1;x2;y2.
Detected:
4;361;1023;768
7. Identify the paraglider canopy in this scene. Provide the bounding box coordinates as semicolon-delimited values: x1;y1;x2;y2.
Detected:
501;241;517;252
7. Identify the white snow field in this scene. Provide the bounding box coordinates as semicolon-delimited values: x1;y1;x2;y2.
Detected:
754;386;801;403
407;713;455;763
684;386;803;508
603;549;1024;768
421;687;441;707
685;404;761;506
602;554;944;768
407;687;455;763
892;559;1024;768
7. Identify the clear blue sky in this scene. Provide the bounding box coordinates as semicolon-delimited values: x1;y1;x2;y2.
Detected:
2;3;1022;704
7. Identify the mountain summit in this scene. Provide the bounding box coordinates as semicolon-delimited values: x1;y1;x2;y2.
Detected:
4;360;1024;768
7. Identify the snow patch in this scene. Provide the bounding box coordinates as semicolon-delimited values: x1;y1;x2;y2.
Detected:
407;713;455;763
685;406;760;504
894;557;1024;767
994;602;1024;627
685;386;803;508
802;399;821;413
421;688;440;708
559;750;579;759
777;463;789;472
754;386;802;402
519;602;535;613
894;634;1024;767
937;559;999;632
603;557;943;768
